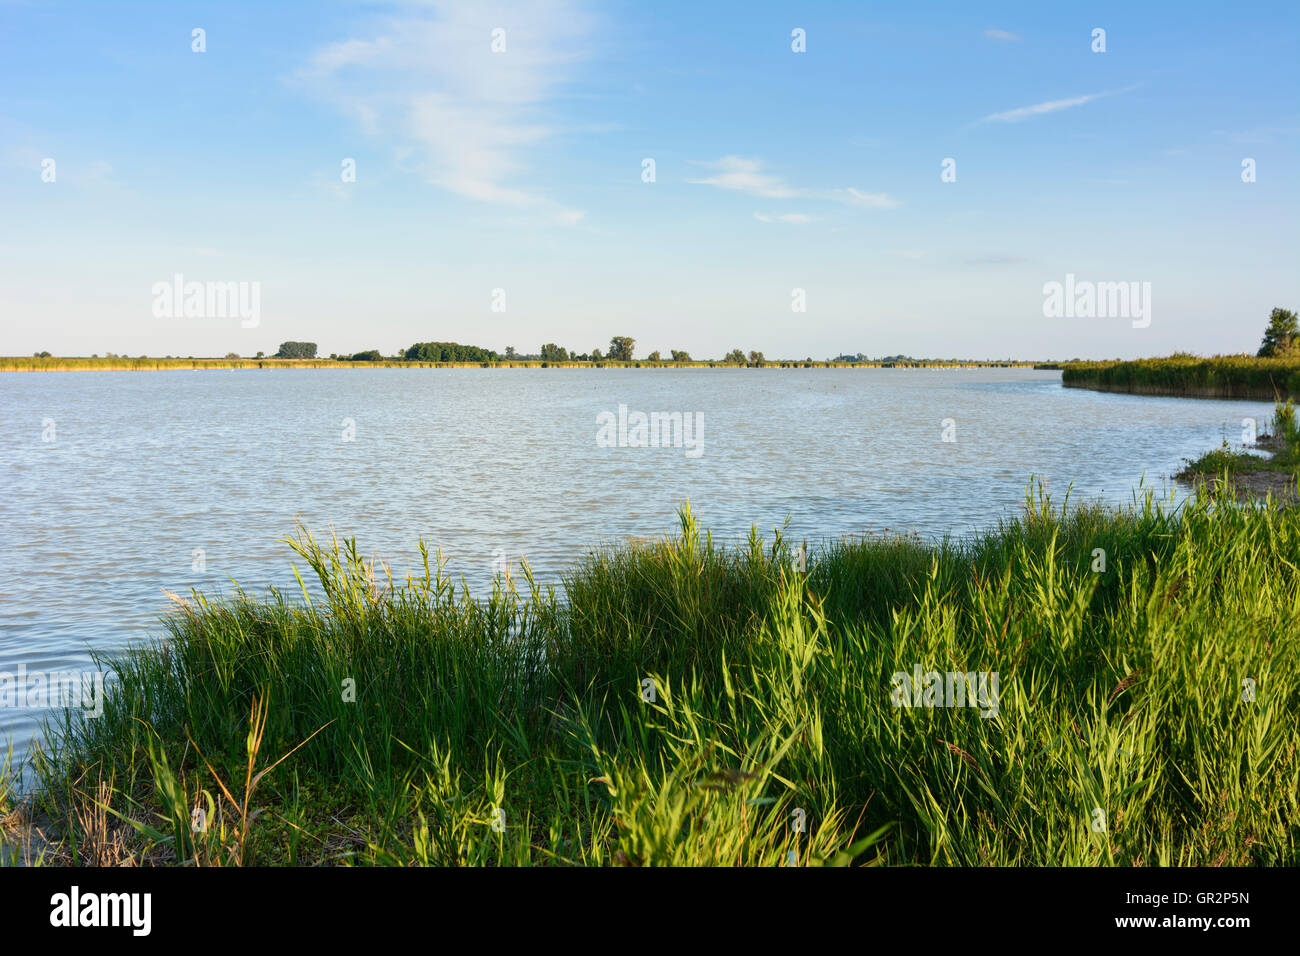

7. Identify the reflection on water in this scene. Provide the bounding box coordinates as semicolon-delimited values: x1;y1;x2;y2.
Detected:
0;368;1273;765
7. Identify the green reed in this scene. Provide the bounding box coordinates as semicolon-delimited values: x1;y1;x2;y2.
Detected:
29;488;1300;866
1063;354;1300;399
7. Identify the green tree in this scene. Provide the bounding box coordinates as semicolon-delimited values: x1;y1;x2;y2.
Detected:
724;348;746;365
349;350;382;362
591;347;603;361
670;349;691;363
1257;307;1299;357
276;341;318;359
608;336;635;361
540;343;569;362
404;341;498;363
646;350;661;362
748;350;766;366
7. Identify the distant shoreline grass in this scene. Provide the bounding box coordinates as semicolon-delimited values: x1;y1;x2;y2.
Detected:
2;356;1045;372
1063;354;1300;400
14;490;1299;867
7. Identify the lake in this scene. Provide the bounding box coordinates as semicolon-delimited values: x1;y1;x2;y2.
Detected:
0;367;1274;766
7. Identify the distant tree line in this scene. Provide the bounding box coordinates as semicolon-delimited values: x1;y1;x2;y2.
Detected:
42;308;1300;367
220;337;777;366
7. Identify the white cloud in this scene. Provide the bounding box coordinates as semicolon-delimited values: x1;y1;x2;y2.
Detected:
984;29;1020;42
298;0;593;224
753;212;815;224
690;156;898;211
689;156;800;198
840;187;899;209
7;149;125;191
1221;125;1300;145
979;89;1124;124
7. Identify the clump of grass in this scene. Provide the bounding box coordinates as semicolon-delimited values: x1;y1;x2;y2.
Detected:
1178;440;1269;478
29;491;1300;866
0;743;16;846
1274;399;1299;452
0;743;51;867
1178;399;1300;485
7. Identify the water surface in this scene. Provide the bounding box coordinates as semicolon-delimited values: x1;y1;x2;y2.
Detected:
0;368;1273;766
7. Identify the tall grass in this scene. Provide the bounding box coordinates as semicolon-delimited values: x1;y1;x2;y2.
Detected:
1274;399;1299;450
30;490;1300;866
1063;354;1300;399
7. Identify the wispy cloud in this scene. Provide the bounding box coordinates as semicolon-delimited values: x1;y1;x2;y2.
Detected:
753;211;815;224
984;29;1020;42
839;188;899;209
7;147;126;192
1217;125;1300;145
690;156;899;210
297;0;594;224
689;156;799;198
84;159;115;186
978;88;1129;124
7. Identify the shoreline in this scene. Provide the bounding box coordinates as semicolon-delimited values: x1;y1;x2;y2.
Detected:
1064;380;1288;401
14;496;1299;867
1175;427;1299;503
2;359;1049;373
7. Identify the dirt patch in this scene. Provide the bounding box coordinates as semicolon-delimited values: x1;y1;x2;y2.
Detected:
1204;469;1300;503
0;805;54;867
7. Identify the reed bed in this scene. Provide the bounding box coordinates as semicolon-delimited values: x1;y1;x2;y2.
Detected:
24;489;1300;866
1063;354;1300;399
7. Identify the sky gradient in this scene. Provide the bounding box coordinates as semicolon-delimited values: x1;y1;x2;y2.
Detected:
2;0;1298;360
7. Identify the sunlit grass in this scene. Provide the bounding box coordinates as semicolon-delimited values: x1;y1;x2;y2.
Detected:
27;488;1300;866
1064;354;1300;399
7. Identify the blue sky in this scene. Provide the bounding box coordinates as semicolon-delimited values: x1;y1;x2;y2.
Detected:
2;0;1297;360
